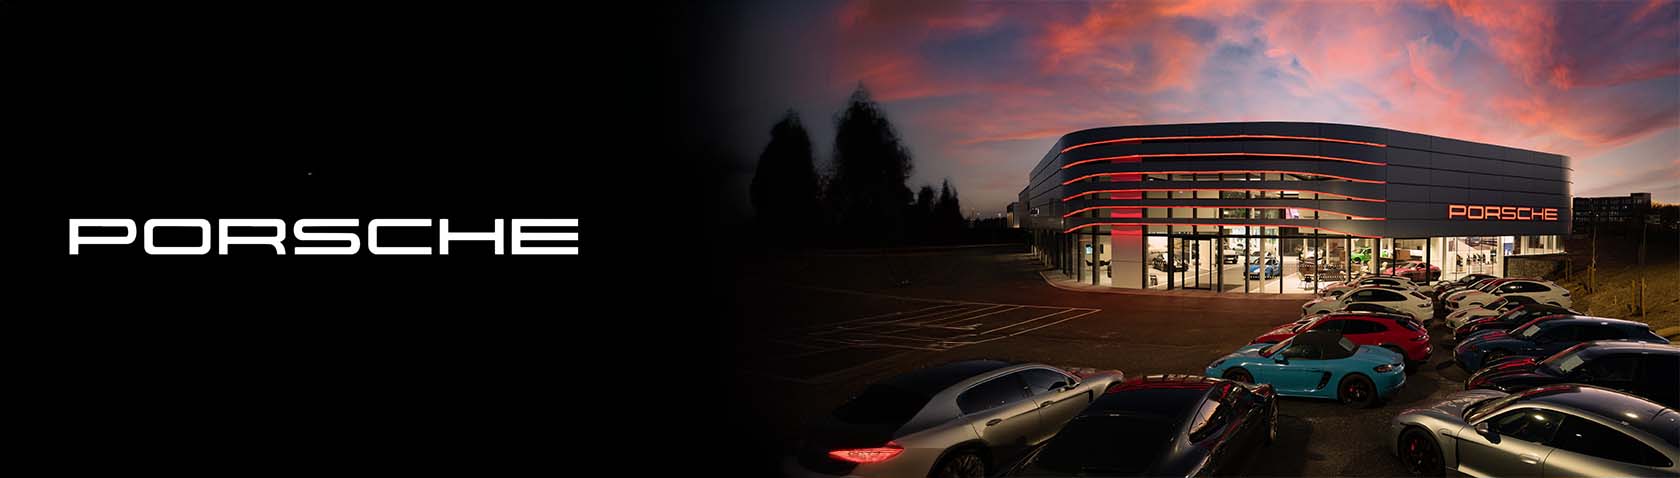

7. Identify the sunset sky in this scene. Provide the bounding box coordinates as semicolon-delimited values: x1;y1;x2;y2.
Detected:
688;0;1680;220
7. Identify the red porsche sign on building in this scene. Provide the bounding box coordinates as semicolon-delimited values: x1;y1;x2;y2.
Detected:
1448;204;1559;221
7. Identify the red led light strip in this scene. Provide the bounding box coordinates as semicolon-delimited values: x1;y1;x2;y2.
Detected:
1062;221;1381;238
1060;134;1387;154
1061;170;1385;185
1062;205;1386;221
1062;188;1386;203
1060;152;1386;169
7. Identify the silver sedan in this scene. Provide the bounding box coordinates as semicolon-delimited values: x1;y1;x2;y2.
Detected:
786;360;1124;478
1390;384;1680;477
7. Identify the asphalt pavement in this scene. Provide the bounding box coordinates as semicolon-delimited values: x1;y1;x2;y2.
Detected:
727;244;1476;477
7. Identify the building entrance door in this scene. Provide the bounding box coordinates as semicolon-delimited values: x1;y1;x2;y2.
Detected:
1173;236;1216;290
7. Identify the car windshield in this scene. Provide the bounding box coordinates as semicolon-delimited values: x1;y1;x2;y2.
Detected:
1290;317;1322;333
1512;320;1545;338
1031;413;1176;475
1488;298;1509;308
1260;338;1292;357
1465;393;1528;422
1538;344;1590;374
1494;306;1528;321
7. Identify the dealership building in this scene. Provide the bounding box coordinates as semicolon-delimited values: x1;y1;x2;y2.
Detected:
1018;122;1571;294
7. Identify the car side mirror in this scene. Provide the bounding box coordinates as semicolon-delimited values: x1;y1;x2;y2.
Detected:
1474;422;1498;442
1050;381;1069;392
1273;355;1289;365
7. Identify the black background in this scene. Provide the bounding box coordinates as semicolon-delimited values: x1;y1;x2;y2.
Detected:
21;2;726;472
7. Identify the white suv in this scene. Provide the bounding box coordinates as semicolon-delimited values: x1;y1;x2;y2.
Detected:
1302;286;1433;320
1443;279;1570;311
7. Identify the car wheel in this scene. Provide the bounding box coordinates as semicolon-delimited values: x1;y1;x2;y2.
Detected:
1264;400;1278;446
1398;427;1444;476
932;450;984;478
1338;374;1377;408
1223;368;1254;384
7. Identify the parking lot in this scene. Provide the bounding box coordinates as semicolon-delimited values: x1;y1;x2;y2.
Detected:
728;244;1481;477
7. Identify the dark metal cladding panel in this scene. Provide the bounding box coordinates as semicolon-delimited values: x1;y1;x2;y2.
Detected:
1318;123;1388;144
1386;147;1431;168
1027;122;1571;237
1319;142;1386;162
1387;165;1432;185
1388;130;1434;150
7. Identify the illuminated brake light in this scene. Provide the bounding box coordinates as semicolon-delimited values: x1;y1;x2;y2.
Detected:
829;443;904;464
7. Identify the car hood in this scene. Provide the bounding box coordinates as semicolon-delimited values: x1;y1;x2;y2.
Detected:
1460;315;1505;328
1399;389;1507;423
1215;343;1273;364
1468;363;1556;390
1460;330;1526;349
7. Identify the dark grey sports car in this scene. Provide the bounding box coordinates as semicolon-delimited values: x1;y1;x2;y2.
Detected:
1003;374;1277;477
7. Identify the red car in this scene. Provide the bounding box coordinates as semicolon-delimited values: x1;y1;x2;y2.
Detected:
1250;311;1431;365
1382;261;1441;282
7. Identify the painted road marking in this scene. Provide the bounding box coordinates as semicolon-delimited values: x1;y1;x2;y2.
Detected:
746;289;1101;383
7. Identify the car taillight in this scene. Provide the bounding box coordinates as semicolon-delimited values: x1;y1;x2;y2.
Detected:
1411;334;1428;342
829;443;904;464
1374;363;1399;373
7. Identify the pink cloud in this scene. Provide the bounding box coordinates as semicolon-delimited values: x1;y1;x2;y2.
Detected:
810;0;1679;209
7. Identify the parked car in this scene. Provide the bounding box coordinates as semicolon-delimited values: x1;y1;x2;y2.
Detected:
1246;257;1281;279
1383;261;1442;282
1442;295;1541;329
1250;312;1431;366
787;360;1124;478
1206;330;1406;408
1452;316;1670;371
1389;384;1680;477
1466;341;1680;407
1451;304;1579;343
1001;374;1276;477
1352;247;1373;264
1337;302;1415;316
1443;278;1570;311
1320;275;1419;298
1302;286;1433;321
1151;253;1187;272
1418;273;1497;297
1434;277;1511;305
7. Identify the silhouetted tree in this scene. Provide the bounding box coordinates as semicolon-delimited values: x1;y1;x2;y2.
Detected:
749;110;820;238
933;179;964;242
827;85;914;245
911;184;936;242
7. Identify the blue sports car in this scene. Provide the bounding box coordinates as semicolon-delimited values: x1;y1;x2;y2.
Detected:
1246;258;1281;279
1205;330;1405;408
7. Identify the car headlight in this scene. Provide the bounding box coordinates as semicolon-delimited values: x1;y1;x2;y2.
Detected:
1208;359;1227;369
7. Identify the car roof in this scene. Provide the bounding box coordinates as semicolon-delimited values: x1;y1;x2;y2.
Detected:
1540;316;1653;329
1572;341;1680;357
879;359;1015;395
1325;311;1414;322
1515;384;1677;441
1508;304;1575;316
1349;285;1413;293
1085;374;1219;419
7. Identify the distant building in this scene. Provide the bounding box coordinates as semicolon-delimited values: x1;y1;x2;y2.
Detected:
1572;193;1651;233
